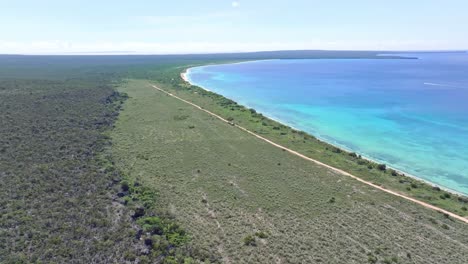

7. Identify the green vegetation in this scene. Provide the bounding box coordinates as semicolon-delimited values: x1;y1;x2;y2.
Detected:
0;76;135;262
0;56;213;263
242;235;257;246
1;53;467;263
116;175;207;263
112;79;468;263
150;66;468;218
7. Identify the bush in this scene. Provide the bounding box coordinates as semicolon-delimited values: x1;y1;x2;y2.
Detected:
440;193;451;199
243;235;256;246
124;251;136;261
332;148;342;153
357;160;366;165
367;254;377;263
163;256;178;264
137;216;163;235
133;207;146;219
377;164;386;171
121;181;130;192
255;231;268;239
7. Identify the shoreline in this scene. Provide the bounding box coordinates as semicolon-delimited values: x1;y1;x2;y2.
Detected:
182;66;468;198
151;81;468;223
180;59;278;84
180;71;189;83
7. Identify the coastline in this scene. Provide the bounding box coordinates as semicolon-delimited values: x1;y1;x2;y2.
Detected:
181;66;468;198
152;80;468;223
180;59;278;83
180;71;189;83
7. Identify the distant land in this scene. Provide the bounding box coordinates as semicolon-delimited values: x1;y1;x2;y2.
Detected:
1;49;414;58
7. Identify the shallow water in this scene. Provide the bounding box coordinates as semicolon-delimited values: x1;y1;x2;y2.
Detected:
187;53;468;195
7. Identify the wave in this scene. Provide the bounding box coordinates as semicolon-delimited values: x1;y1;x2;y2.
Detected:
423;82;460;89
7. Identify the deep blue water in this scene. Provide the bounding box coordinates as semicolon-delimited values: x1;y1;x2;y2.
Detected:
187;53;468;195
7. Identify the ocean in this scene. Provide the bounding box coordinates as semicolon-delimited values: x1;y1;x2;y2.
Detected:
186;53;468;195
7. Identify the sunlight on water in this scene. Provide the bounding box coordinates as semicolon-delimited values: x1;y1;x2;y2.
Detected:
187;53;468;194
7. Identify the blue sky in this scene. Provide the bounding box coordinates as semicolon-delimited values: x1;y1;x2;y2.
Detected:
1;0;467;54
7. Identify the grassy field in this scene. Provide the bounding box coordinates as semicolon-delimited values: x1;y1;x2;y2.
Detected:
112;79;468;264
149;66;468;218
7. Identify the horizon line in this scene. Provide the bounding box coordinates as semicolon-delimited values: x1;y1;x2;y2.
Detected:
1;49;467;56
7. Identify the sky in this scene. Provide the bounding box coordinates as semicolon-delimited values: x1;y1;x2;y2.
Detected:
0;0;467;54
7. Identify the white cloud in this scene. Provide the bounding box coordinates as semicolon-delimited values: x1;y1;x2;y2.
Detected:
232;1;239;8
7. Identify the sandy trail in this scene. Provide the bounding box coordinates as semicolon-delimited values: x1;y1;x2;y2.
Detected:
151;84;468;224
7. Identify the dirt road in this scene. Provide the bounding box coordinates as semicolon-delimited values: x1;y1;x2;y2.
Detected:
151;84;468;224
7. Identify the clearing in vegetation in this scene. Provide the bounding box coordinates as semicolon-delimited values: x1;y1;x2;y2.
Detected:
112;79;468;264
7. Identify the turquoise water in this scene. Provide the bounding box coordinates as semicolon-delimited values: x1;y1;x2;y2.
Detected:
186;53;468;195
